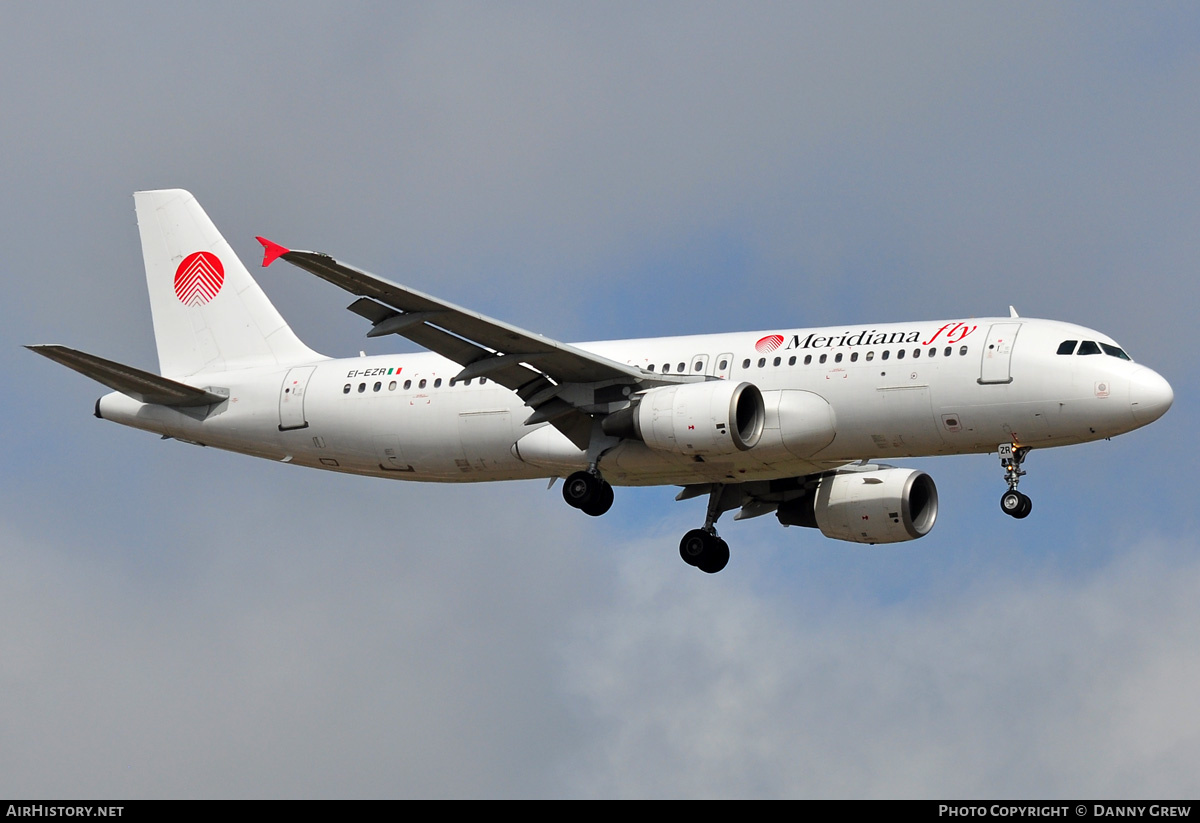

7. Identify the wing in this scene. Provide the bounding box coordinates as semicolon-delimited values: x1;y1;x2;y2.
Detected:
257;238;695;448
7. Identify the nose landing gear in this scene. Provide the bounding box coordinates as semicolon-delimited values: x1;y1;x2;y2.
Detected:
1001;488;1032;518
998;443;1033;519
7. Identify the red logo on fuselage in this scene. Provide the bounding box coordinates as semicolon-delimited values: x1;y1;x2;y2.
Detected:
922;322;977;346
174;251;225;306
755;335;785;353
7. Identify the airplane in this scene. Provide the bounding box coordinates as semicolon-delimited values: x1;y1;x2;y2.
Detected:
29;189;1174;573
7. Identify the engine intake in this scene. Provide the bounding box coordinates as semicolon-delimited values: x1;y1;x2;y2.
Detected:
604;381;765;456
777;467;938;544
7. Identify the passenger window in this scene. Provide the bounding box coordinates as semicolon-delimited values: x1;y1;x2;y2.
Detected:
343;384;351;394
834;353;842;363
1077;341;1101;355
465;379;472;385
404;379;412;390
647;364;655;372
419;379;427;389
773;356;781;367
866;351;874;361
757;358;766;368
912;348;920;359
881;351;890;361
897;349;905;360
1057;340;1078;355
819;354;827;364
694;361;703;372
850;352;858;362
742;359;751;369
480;377;487;384
373;381;381;392
677;362;685;373
664;364;671;373
788;356;796;366
358;383;366;393
719;359;728;370
434;378;442;388
389;381;397;391
944;346;951;357
804;355;812;365
928;347;936;358
959;346;968;356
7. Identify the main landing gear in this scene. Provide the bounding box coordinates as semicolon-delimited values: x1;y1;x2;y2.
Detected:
998;442;1033;519
679;528;729;574
562;469;614;517
561;470;730;573
678;484;736;574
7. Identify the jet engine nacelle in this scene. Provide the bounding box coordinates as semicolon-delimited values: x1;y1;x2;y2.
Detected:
777;467;938;544
628;380;766;456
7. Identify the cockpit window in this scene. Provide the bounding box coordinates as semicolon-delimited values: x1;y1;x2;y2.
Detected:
1057;340;1077;355
1100;343;1131;361
1077;340;1101;355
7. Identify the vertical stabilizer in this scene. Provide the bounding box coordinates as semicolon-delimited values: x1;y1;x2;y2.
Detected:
134;189;323;378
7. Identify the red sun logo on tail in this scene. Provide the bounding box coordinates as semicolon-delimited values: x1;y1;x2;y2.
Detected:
174;252;225;306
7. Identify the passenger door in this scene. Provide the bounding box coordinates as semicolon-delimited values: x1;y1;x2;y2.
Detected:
979;323;1022;384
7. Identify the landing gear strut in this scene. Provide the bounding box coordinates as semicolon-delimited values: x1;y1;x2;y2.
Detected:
998;443;1033;519
562;469;614;517
678;484;735;573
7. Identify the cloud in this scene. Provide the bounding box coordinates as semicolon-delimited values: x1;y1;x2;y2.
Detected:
559;534;1200;798
4;493;1196;798
0;476;603;798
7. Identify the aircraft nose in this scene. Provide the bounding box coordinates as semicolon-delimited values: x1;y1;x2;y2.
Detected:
1129;366;1173;426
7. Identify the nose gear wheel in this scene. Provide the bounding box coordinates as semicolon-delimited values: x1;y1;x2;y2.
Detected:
1000;489;1032;519
998;443;1033;519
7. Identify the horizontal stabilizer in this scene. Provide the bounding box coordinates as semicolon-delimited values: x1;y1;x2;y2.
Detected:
27;345;226;407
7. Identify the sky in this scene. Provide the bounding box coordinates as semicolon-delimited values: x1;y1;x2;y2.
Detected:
2;2;1198;799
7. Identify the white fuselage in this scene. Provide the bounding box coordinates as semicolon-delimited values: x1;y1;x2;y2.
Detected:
95;316;1172;486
